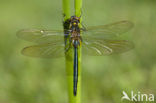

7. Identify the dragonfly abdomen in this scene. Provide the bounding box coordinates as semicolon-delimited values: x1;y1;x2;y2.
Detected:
73;40;79;96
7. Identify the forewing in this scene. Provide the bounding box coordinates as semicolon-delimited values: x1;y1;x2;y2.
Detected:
82;38;134;56
21;43;65;58
82;21;134;39
17;29;64;44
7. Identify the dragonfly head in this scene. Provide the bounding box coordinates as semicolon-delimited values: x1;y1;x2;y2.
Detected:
70;16;80;26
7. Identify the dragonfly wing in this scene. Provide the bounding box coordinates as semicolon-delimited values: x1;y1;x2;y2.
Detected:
82;21;134;39
22;43;65;58
17;29;65;44
82;38;134;56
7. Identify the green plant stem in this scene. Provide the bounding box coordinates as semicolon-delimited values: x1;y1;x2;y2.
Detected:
63;0;82;103
75;0;82;17
62;0;70;20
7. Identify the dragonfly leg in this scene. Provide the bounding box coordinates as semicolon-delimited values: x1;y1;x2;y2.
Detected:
65;45;71;52
80;23;87;31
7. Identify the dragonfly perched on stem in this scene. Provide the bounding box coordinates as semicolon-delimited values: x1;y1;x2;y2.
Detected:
17;16;134;96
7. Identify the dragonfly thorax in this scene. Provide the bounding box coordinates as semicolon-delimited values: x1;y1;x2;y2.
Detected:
69;16;81;48
70;30;81;48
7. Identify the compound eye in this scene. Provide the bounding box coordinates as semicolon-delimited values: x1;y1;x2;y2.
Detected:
77;18;80;22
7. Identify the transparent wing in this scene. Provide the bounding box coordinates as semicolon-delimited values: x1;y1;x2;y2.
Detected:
82;21;134;39
82;38;134;56
21;43;65;58
17;29;65;44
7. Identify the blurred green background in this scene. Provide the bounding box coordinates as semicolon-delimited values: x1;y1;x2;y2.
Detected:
0;0;156;103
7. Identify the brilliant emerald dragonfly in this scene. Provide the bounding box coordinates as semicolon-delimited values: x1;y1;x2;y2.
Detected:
17;16;134;96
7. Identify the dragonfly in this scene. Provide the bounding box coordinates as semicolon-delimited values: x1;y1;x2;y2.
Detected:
17;16;134;96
